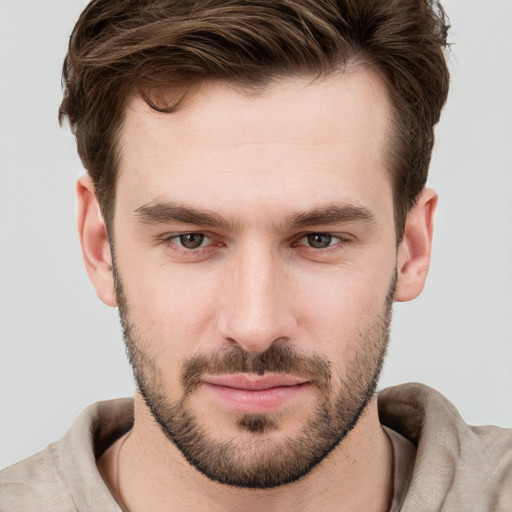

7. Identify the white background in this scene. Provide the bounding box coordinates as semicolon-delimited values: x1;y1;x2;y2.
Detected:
1;0;511;468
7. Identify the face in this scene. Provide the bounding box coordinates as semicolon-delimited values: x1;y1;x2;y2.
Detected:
112;68;399;488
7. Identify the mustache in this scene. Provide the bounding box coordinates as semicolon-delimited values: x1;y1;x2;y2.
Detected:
181;344;332;395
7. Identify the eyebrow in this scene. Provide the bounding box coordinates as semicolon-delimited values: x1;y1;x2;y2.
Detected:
134;201;375;231
135;202;240;230
289;204;375;229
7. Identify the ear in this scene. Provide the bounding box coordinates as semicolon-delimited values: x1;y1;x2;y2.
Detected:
76;175;117;307
394;188;437;302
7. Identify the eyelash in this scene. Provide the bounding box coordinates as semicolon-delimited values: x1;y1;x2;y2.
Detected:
163;232;218;255
292;233;349;250
162;231;351;255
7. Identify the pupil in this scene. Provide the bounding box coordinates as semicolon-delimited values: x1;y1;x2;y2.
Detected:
180;234;204;249
308;234;331;248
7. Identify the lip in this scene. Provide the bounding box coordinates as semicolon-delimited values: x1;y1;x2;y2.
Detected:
201;373;311;414
203;373;308;390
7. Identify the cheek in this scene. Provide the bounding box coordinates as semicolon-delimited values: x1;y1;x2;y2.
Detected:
117;252;223;364
295;262;392;319
293;263;394;358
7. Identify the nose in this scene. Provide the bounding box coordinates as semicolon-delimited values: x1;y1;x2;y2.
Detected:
217;244;297;353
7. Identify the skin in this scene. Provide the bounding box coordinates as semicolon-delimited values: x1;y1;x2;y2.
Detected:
78;67;436;511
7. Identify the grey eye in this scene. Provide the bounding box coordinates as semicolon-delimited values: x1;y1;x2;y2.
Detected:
179;233;206;249
306;234;333;248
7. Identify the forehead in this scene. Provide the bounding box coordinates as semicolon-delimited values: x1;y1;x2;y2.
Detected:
116;68;394;220
122;67;392;149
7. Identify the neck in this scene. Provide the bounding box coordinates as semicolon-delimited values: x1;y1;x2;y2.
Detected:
99;393;393;512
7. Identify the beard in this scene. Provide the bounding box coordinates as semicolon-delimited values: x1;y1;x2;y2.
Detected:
114;266;395;489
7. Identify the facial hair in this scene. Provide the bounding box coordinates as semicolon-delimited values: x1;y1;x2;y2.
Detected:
115;265;395;489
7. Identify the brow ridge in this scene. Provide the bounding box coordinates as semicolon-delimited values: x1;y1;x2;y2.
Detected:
135;202;239;230
289;204;376;229
134;201;375;231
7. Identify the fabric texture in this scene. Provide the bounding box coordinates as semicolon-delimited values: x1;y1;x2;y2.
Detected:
379;383;512;511
1;383;511;511
384;426;417;511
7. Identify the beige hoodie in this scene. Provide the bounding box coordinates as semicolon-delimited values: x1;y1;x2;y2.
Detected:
1;383;511;511
379;383;512;511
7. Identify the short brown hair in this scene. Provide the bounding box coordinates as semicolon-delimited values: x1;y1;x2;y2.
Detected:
60;0;450;239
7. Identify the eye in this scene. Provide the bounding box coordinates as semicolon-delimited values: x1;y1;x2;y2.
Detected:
298;233;340;249
170;233;210;249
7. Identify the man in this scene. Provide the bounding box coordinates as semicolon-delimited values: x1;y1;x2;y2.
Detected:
1;0;511;510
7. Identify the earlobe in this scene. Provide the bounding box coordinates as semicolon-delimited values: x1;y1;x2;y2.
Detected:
76;175;117;307
394;188;437;302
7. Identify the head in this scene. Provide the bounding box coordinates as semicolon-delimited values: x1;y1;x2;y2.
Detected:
67;0;449;489
61;0;449;241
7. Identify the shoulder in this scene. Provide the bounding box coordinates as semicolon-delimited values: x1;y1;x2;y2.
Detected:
0;443;77;511
0;398;133;512
379;383;512;511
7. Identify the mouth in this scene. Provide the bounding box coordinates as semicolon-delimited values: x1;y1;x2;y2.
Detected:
201;373;312;414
